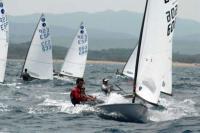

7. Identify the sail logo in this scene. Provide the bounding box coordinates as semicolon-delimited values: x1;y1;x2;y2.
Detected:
166;3;178;36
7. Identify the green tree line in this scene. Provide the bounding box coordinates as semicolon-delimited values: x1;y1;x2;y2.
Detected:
8;42;200;63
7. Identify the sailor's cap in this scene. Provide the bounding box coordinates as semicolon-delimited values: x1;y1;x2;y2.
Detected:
103;78;109;82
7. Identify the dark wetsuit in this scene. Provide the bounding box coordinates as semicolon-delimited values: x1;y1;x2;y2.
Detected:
21;72;31;81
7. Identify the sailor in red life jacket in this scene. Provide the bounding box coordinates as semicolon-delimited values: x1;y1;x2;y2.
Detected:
70;78;96;106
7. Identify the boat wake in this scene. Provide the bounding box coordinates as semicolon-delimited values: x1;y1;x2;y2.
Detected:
149;97;199;122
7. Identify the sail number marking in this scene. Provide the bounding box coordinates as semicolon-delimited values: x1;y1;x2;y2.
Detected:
77;34;88;55
39;28;51;52
0;16;8;31
77;34;87;45
41;40;51;52
166;4;178;36
39;28;50;39
79;45;88;55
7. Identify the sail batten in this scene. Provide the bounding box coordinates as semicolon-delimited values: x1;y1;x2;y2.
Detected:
0;1;9;83
22;14;53;80
135;0;178;104
60;22;88;78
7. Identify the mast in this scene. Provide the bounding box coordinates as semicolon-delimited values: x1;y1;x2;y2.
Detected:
132;0;149;103
20;14;43;76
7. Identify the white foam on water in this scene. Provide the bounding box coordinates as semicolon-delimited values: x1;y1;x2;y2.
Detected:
149;97;199;122
59;92;70;95
28;96;95;114
60;102;95;114
0;82;17;86
16;86;21;89
90;92;130;104
0;102;10;112
0;82;22;87
105;93;129;104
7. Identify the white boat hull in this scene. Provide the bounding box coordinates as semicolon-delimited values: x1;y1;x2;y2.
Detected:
96;103;148;123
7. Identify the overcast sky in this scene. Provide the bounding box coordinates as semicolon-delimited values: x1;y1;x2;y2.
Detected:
3;0;200;22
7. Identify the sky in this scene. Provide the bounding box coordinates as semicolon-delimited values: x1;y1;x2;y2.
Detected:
3;0;200;22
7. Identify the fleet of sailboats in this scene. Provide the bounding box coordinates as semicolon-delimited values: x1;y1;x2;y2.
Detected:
21;14;53;80
97;0;178;122
0;0;180;123
54;22;88;81
0;1;8;83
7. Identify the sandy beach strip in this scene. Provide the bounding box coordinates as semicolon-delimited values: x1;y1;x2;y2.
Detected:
8;59;200;67
55;59;199;67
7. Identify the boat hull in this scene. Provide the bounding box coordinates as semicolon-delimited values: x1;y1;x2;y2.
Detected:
96;103;148;123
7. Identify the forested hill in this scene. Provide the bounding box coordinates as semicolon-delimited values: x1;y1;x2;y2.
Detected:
8;42;200;63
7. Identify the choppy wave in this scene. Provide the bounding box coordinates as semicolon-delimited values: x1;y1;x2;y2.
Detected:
0;60;200;132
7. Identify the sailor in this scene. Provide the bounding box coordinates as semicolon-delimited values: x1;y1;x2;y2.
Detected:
115;69;120;75
70;78;96;106
101;78;114;95
53;69;59;76
21;68;31;81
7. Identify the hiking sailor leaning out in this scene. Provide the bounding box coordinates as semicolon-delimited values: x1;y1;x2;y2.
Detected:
70;78;96;106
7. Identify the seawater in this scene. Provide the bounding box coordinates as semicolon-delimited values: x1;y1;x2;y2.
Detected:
0;60;199;133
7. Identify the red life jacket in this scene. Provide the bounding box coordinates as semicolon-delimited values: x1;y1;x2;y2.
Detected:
70;87;86;106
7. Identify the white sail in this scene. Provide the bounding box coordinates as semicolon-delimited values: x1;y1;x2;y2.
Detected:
160;0;178;95
122;45;137;78
0;1;8;83
60;22;88;78
135;0;178;104
23;14;53;80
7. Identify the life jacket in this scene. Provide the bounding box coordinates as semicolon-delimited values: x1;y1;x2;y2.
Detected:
70;88;81;106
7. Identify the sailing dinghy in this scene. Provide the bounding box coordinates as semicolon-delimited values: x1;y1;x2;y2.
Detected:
97;0;178;123
21;14;53;80
0;1;8;83
54;22;88;82
115;45;138;80
122;45;138;79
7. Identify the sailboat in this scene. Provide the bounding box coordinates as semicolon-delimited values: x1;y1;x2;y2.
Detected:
54;22;88;81
97;0;178;123
0;1;8;83
121;45;138;79
21;14;53;80
115;44;138;80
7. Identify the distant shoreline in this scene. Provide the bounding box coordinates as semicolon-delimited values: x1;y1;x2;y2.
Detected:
8;59;200;67
54;60;200;67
